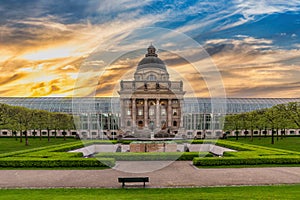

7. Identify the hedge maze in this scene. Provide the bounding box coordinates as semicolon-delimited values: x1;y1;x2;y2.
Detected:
193;140;300;167
0;141;114;168
0;139;299;168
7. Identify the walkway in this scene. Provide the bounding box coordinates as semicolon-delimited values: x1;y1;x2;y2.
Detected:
0;162;300;188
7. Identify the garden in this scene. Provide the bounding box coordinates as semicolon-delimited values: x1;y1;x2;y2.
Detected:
0;135;300;169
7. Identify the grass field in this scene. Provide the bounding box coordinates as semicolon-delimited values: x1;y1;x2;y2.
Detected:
0;137;78;154
1;185;300;200
227;136;300;152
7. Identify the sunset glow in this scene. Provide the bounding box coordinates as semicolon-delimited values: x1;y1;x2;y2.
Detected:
0;1;300;98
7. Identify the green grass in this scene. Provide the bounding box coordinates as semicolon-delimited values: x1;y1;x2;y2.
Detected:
0;137;78;154
227;136;300;152
0;185;300;200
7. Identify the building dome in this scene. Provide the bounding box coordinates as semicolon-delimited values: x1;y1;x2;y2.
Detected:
137;56;166;70
136;44;167;71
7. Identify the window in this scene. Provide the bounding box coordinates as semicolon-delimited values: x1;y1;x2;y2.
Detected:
111;132;117;135
161;107;166;116
127;121;131;126
149;107;155;116
138;121;143;127
173;121;177;127
148;74;156;81
172;108;177;116
215;131;222;137
138;108;143;116
81;132;87;136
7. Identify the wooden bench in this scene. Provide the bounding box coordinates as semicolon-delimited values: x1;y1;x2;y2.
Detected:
118;177;149;188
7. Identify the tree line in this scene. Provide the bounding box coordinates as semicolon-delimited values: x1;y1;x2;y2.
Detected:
0;103;75;145
223;102;300;144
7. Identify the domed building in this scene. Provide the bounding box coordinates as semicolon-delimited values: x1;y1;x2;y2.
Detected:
118;44;185;136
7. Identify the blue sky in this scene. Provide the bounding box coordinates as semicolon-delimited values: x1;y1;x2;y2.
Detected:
0;0;300;97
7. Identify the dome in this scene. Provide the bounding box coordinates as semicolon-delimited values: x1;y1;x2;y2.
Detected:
136;44;167;71
137;56;166;70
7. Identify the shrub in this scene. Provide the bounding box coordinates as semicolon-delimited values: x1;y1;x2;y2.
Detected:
193;156;300;166
0;158;115;168
96;152;212;161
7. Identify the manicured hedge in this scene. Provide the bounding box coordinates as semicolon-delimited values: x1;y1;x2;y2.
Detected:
215;141;252;151
193;156;300;166
0;141;116;168
96;152;212;161
0;158;115;168
192;140;300;167
15;151;84;158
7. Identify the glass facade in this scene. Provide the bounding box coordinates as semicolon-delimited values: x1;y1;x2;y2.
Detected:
0;97;299;137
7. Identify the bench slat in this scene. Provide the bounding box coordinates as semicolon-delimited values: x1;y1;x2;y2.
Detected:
118;177;149;188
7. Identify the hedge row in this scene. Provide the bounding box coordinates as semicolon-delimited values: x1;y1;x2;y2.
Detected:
96;152;213;161
14;151;84;159
0;141;83;158
0;158;115;168
215;141;253;151
193;156;300;166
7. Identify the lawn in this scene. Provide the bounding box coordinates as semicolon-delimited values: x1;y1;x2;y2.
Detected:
227;136;300;152
1;185;300;200
0;137;78;154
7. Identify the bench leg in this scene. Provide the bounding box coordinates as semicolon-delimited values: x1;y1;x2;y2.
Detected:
143;182;145;188
122;182;125;188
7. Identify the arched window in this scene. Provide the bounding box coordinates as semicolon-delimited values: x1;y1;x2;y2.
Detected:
147;74;156;81
127;121;131;126
138;120;143;127
173;121;177;127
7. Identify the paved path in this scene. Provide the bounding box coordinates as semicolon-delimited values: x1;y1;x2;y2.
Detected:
0;161;300;188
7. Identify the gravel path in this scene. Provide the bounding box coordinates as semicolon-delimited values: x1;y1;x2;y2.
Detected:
1;162;300;188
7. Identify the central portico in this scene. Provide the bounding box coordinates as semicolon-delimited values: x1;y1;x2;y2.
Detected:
118;45;185;137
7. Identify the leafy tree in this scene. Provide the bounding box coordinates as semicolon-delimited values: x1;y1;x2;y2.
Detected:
224;114;241;140
286;102;300;129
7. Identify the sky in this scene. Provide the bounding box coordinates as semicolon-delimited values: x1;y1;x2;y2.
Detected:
0;0;300;98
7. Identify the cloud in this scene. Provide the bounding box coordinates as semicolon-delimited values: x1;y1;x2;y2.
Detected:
202;37;300;98
1;1;300;98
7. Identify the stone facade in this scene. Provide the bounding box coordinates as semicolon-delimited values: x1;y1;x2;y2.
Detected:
118;45;185;136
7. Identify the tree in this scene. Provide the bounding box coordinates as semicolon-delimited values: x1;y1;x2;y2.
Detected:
255;110;266;140
264;107;279;144
245;111;258;141
286;102;300;129
224;114;241;140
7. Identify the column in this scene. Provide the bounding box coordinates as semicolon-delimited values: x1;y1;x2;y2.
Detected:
144;99;148;127
120;99;124;128
179;99;184;128
167;99;172;127
132;98;136;128
156;99;160;128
